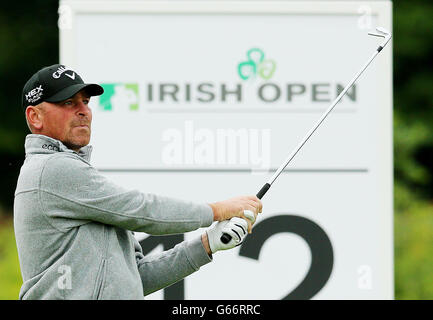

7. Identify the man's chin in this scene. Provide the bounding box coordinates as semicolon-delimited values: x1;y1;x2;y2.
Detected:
63;137;90;152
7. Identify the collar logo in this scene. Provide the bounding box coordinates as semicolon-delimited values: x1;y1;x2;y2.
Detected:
42;144;60;152
53;65;75;80
25;85;43;103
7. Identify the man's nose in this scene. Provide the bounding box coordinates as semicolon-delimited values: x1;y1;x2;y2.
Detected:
77;101;91;116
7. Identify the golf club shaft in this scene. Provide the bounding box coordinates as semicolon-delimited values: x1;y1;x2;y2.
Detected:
265;49;381;190
221;39;388;244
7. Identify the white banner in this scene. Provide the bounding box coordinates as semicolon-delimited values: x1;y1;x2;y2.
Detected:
60;0;393;299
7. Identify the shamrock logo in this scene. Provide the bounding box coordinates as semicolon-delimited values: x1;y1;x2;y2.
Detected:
237;48;276;81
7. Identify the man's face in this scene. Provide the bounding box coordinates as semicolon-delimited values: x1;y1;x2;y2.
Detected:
38;90;92;151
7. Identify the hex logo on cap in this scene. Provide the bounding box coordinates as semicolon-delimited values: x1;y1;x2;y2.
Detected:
25;85;44;104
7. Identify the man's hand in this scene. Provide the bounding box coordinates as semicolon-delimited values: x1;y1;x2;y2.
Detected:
208;195;262;233
204;217;249;254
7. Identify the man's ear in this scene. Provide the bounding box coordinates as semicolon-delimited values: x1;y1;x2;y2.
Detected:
26;105;44;131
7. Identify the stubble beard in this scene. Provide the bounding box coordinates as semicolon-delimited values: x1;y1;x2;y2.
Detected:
63;127;91;152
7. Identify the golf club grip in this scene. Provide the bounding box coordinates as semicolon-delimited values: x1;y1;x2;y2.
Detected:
220;183;271;244
256;183;271;200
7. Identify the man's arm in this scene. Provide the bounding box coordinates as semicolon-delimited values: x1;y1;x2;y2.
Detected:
39;154;262;234
133;217;249;296
133;235;212;296
39;154;212;233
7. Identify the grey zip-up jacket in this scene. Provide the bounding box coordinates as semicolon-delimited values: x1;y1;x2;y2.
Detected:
14;134;214;300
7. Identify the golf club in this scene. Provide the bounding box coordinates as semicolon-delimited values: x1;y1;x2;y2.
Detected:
221;26;392;244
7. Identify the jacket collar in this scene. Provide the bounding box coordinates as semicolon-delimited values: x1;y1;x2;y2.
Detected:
24;134;93;162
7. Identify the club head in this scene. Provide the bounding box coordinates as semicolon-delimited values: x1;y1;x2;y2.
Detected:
376;27;390;36
368;26;392;49
368;27;390;37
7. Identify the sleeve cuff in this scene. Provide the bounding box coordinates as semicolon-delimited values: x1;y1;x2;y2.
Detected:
185;236;213;270
200;203;214;228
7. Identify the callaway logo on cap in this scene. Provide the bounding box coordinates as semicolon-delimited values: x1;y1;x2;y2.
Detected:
22;64;104;111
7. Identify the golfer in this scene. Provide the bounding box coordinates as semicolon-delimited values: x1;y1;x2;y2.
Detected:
14;64;262;300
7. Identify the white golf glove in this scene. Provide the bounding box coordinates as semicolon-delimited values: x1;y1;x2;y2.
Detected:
206;210;256;254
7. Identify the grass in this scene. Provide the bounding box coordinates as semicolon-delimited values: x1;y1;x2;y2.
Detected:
394;201;433;299
0;216;22;300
